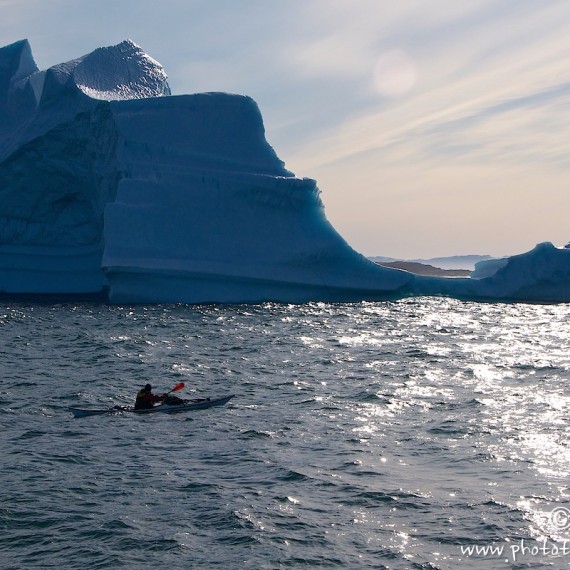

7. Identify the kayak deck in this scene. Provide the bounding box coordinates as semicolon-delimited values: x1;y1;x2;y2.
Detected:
69;394;234;418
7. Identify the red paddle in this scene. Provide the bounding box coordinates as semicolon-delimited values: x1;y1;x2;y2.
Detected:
167;382;185;394
160;382;186;406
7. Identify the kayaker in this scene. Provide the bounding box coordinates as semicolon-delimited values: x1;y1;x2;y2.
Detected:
134;384;166;410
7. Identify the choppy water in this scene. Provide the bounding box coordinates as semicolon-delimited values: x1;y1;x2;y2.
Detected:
1;298;569;569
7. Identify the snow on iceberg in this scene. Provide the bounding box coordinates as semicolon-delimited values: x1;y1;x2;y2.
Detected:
0;39;412;302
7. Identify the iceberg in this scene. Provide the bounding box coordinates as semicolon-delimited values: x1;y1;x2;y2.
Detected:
0;39;412;302
0;39;568;304
412;242;570;303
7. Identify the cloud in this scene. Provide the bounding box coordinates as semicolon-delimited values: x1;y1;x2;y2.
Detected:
282;1;570;175
418;81;570;165
280;32;371;80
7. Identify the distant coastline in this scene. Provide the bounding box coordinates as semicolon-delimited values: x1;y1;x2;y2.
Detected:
368;254;493;274
374;260;471;277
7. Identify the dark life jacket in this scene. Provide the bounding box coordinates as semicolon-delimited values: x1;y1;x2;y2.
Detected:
135;389;156;410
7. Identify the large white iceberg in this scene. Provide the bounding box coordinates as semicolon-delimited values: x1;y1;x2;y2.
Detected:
0;39;412;302
0;39;568;304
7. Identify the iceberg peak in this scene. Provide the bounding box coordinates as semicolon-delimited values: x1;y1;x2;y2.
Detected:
0;39;38;102
71;39;170;101
0;39;171;161
4;38;170;113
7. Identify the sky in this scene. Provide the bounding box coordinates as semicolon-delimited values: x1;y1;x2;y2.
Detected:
2;0;570;259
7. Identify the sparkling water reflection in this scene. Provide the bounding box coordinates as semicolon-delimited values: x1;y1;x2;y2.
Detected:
1;298;569;568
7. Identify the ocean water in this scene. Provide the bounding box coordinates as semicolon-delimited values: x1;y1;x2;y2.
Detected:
1;298;569;569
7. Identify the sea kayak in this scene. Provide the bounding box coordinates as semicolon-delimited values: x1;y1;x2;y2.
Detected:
69;394;234;418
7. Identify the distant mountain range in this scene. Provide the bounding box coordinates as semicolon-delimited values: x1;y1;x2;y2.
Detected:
368;255;494;272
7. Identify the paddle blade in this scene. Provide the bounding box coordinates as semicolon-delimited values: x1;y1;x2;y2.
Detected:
171;382;185;392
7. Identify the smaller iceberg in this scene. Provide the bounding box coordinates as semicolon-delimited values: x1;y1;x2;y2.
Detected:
413;242;570;303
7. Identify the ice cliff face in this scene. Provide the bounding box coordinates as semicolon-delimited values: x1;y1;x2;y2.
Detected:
103;92;413;303
0;39;568;303
0;39;412;301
